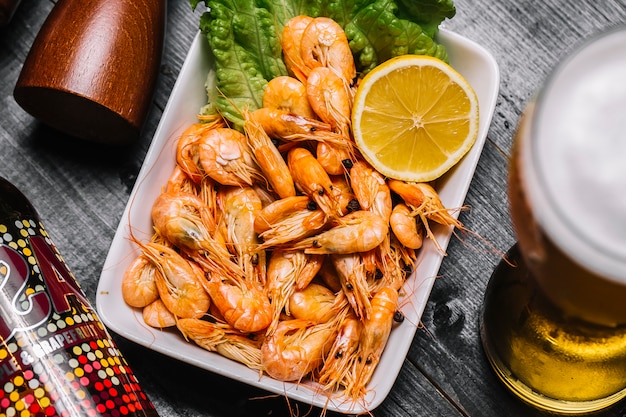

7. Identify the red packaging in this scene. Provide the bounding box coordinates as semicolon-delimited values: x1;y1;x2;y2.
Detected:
0;177;159;417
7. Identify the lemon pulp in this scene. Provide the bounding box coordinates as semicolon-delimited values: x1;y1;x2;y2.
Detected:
352;55;479;182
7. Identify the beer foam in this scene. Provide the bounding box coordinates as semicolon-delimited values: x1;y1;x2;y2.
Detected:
524;27;626;283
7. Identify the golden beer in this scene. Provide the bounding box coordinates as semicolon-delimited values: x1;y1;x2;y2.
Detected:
481;27;626;414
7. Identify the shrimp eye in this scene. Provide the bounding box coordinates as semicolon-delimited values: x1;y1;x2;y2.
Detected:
335;352;343;359
310;127;317;132
394;310;405;323
251;253;259;265
318;189;325;196
346;283;354;291
342;159;353;169
312;240;321;248
306;200;318;211
365;357;373;365
346;199;360;212
374;269;383;280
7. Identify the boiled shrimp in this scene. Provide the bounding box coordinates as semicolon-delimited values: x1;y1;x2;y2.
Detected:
315;141;354;176
388;180;462;228
280;15;314;82
121;254;160;308
350;160;392;223
265;250;323;335
250;107;331;140
176;122;212;184
388;179;462;252
289;210;388;255
151;191;217;250
287;146;343;217
151;190;238;279
217;186;266;285
330;174;360;215
165;165;198;196
197;127;262;186
257;207;328;250
350;160;393;277
253;195;313;234
243;110;296;199
142;299;177;329
332;253;372;320
317;315;362;392
306;66;352;137
390;203;424;250
177;318;263;370
346;286;399;400
135;241;211;319
261;318;339;382
300;17;356;90
289;282;348;324
203;272;272;333
263;75;316;119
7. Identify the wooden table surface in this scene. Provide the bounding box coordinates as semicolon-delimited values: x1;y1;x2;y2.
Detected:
2;1;626;416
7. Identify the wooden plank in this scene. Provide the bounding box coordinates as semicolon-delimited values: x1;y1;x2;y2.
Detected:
2;1;626;416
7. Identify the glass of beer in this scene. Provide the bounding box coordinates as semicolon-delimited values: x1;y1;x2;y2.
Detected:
480;26;626;414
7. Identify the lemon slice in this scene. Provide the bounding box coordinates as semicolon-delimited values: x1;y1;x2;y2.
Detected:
352;55;479;182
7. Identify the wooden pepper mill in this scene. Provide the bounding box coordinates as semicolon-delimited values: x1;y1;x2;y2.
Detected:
13;0;166;145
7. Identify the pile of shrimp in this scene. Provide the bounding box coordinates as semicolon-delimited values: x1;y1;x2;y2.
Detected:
121;15;464;405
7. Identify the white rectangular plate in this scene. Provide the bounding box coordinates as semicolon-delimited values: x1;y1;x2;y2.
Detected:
96;29;499;414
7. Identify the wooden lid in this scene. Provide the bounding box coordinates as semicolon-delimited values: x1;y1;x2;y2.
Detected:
14;0;166;145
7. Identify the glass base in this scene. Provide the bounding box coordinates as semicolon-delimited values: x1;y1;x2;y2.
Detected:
480;244;626;415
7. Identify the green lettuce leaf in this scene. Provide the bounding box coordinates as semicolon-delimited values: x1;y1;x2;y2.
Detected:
344;0;448;74
191;0;455;128
196;0;288;128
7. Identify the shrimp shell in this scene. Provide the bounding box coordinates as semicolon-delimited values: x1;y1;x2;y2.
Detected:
177;318;263;370
332;253;372;320
280;15;314;82
250;107;331;140
317;315;362;392
288;282;346;323
263;75;317;119
287;146;343;217
265;249;322;335
121;254;159;308
244;111;296;199
203;274;272;333
300;17;356;87
142;299;177;329
151;191;217;251
261;318;338;382
388;180;462;228
198;127;261;186
218;186;266;285
138;241;211;319
253;195;312;234
289;210;388;255
175;122;211;183
306;66;352;137
350;160;392;223
390;203;424;250
347;286;399;400
165;165;198;196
